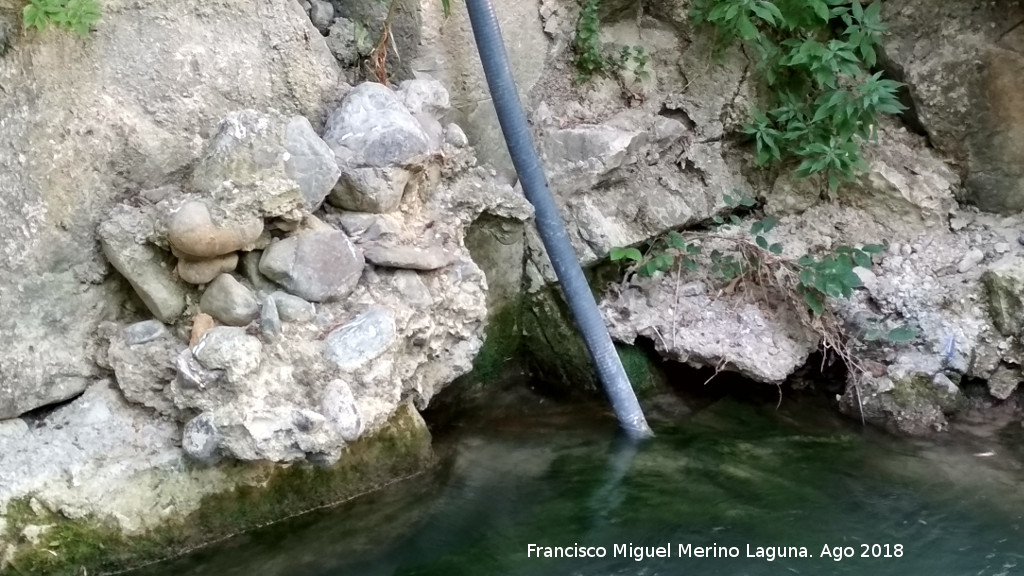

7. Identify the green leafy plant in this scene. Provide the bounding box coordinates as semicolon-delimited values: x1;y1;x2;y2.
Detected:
693;0;906;192
609;191;916;350
618;45;651;81
573;0;606;82
23;0;100;36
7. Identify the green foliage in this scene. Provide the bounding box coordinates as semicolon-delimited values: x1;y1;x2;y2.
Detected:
610;192;912;344
573;0;606;82
693;0;906;191
23;0;100;35
618;45;651;80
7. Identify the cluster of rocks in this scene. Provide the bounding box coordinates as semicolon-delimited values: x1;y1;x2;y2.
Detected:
500;0;1024;435
95;78;503;464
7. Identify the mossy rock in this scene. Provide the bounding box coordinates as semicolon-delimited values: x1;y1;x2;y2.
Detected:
0;403;433;576
521;286;665;397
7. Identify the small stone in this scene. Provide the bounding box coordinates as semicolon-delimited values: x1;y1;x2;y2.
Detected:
175;348;225;391
995;242;1011;254
329;212;402;240
397;76;451;117
259;230;365;302
324;307;397;371
293;409;327;434
957;248;985;273
271;291;316;322
200;274;259;326
308;0;333;31
0;418;29;441
182;412;221;465
260;296;282;336
190;313;216;348
193;327;262;382
177;253;239;285
987;364;1021;400
328;166;412;214
21;525;52;546
445;123;469;148
653;117;687;143
1018;235;1024;247
168;202;264;259
322;379;362;441
122;320;169;346
238;250;279;293
932;373;959;395
361;242;455;271
851;266;878;291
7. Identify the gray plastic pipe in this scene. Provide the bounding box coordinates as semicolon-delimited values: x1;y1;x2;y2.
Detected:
465;0;653;439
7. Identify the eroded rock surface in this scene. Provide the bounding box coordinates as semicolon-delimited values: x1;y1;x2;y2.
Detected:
0;0;339;419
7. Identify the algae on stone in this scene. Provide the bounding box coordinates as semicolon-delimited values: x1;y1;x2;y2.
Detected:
0;404;433;576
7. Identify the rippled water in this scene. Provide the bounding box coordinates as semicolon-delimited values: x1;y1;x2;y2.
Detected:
140;395;1024;576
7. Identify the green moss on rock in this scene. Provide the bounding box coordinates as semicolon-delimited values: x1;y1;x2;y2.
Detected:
0;403;432;576
521;286;665;397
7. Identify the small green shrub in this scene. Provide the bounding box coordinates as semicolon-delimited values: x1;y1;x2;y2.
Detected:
617;45;651;81
610;193;917;347
692;0;906;191
23;0;100;36
573;0;606;82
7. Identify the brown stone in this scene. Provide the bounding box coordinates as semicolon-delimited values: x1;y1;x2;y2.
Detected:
190;313;216;348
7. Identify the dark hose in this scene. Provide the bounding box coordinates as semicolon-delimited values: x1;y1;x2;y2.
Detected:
465;0;653;439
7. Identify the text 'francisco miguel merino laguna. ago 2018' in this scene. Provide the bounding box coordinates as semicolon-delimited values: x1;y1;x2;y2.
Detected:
526;543;905;563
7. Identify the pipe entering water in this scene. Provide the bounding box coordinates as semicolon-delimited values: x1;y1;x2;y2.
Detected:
464;0;653;439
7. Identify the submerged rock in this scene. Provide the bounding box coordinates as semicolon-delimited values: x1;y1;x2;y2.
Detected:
259;230;365;302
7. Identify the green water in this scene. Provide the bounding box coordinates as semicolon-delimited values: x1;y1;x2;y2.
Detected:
140;396;1024;576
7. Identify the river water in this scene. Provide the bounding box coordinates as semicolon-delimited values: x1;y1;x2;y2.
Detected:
140;394;1024;576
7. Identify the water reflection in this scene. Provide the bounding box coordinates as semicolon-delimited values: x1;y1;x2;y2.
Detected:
140;397;1024;576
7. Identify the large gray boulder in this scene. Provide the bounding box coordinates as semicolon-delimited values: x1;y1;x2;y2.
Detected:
883;0;1024;213
0;0;340;418
191;110;340;212
323;82;430;168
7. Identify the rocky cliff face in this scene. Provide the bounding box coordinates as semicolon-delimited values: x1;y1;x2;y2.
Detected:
2;0;1024;570
0;0;340;420
882;0;1024;214
0;1;533;570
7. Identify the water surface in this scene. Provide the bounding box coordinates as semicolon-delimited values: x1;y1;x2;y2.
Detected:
140;395;1024;576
